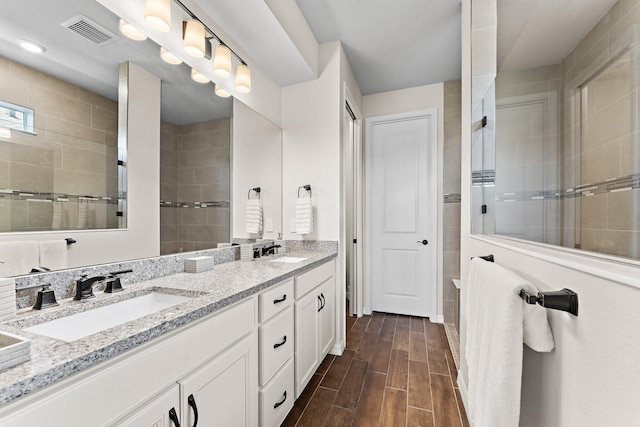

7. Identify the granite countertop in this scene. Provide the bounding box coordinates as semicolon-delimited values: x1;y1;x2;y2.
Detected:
0;251;337;407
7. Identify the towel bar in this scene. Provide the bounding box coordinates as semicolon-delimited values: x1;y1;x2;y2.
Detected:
472;254;494;262
298;185;312;198
519;288;578;316
248;187;261;200
65;238;76;245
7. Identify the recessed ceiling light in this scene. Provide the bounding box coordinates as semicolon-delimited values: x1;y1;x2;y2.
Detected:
19;40;46;53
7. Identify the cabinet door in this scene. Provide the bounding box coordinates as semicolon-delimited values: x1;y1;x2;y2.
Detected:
294;290;320;398
117;385;181;427
180;333;258;427
319;277;336;358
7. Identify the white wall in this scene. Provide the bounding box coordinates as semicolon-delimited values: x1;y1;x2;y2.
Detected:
232;99;283;240
362;83;446;321
0;62;161;269
459;0;640;425
281;42;341;242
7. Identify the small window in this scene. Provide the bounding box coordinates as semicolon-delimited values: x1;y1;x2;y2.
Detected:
0;100;35;134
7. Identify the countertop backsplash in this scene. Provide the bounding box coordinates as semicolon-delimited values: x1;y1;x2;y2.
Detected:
12;240;338;310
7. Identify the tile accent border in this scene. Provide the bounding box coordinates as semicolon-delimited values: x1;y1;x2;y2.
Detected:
444;322;460;370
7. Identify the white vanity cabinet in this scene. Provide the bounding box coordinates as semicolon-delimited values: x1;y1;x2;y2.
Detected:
294;260;336;397
0;298;258;427
257;279;295;427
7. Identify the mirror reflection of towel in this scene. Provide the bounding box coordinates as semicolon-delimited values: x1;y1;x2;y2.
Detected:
245;199;263;234
0;241;39;277
39;240;68;271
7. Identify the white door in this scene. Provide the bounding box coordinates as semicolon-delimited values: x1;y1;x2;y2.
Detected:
367;111;437;317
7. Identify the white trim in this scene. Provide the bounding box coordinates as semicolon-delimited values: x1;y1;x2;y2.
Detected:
471;234;640;290
329;341;345;356
457;373;472;426
433;314;445;324
365;109;439;318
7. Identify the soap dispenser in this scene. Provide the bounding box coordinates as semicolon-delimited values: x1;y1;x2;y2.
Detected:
32;284;59;310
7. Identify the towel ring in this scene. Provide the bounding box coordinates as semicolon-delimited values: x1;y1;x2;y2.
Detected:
298;185;312;198
248;187;261;200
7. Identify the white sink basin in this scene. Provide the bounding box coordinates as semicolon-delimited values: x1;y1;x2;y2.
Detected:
25;292;192;342
270;256;307;263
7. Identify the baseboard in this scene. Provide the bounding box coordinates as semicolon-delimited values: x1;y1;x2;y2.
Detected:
457;374;473;426
329;340;345;356
433;314;445;323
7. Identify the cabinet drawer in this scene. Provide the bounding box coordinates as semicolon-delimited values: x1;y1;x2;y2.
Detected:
259;358;294;427
295;260;335;298
259;279;293;322
259;306;294;386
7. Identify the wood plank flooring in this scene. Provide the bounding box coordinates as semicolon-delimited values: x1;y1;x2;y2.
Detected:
282;313;469;427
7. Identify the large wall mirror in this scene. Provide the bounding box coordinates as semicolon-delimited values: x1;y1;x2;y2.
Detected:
474;0;640;261
0;0;283;274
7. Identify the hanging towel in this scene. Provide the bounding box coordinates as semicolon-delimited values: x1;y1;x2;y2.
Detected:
0;241;39;277
465;257;554;427
245;199;263;234
39;240;68;271
295;197;313;234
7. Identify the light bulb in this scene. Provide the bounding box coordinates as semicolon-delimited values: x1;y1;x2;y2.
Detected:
191;68;209;84
183;19;206;58
235;64;251;93
119;20;147;41
145;0;171;32
213;44;232;78
215;85;231;98
160;47;182;65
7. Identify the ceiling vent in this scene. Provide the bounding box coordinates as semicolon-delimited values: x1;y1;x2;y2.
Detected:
61;15;119;46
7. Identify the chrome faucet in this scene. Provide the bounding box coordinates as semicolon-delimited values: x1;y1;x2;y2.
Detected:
74;275;106;300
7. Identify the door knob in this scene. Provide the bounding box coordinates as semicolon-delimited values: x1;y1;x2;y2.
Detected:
416;239;429;245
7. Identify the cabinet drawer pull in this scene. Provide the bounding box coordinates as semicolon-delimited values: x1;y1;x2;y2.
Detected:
188;394;199;427
317;295;322;312
274;390;287;409
169;407;181;427
273;335;287;349
320;293;325;310
273;294;287;304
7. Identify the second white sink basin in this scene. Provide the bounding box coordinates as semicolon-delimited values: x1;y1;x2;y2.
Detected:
270;256;307;263
25;292;192;342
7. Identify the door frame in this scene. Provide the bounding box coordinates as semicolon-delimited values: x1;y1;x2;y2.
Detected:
364;109;442;320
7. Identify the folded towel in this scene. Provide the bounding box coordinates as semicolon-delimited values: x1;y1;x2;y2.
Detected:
295;197;313;234
39;240;68;271
245;199;263;235
465;257;554;427
0;241;39;277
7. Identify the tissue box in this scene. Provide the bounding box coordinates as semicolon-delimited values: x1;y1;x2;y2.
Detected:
0;331;30;372
184;256;215;273
0;278;16;322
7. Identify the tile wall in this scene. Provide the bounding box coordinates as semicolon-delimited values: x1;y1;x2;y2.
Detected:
0;56;119;231
160;118;231;254
443;80;462;328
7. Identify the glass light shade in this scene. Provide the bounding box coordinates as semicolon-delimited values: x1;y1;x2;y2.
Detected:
215;85;231;98
235;64;251;93
144;0;171;32
119;20;147;41
212;45;232;78
160;47;182;65
191;68;210;84
183;19;206;58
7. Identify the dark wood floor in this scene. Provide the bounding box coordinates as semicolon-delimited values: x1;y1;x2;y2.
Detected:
282;312;469;427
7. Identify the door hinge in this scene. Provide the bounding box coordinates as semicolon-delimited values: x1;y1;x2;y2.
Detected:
481;205;487;214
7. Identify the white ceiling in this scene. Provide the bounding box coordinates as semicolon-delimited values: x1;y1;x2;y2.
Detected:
295;0;463;95
0;0;231;126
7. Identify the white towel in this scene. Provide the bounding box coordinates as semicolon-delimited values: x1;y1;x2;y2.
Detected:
465;257;554;427
245;199;263;234
39;240;68;271
295;197;313;234
0;241;39;277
